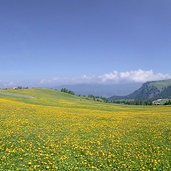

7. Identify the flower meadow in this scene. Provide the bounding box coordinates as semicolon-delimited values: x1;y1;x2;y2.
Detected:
0;89;171;170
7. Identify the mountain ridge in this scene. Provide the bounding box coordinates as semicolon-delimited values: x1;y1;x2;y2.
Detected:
109;79;171;101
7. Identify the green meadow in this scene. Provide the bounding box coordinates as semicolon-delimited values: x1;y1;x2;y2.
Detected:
0;89;171;170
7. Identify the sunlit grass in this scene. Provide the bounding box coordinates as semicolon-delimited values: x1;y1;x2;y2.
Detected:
0;89;171;170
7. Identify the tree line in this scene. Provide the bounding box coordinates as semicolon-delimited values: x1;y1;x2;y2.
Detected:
60;88;75;95
164;100;171;105
110;100;153;105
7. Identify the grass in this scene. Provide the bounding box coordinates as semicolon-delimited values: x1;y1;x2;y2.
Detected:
149;79;171;90
0;88;171;170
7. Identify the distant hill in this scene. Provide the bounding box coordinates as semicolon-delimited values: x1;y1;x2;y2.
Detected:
109;79;171;101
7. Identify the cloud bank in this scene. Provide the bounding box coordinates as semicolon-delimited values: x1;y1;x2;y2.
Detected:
1;70;171;88
99;69;171;83
39;69;171;85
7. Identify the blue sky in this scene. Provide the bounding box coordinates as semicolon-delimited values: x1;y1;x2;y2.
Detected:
0;0;171;86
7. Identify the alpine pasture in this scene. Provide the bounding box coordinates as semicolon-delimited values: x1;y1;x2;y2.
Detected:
0;89;170;170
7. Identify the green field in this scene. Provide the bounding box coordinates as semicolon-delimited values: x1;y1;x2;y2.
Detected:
0;89;171;170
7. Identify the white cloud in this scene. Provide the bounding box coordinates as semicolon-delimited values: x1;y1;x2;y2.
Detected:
0;69;170;88
39;69;171;85
99;69;171;83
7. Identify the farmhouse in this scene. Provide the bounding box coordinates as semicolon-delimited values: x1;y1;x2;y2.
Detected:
152;99;169;105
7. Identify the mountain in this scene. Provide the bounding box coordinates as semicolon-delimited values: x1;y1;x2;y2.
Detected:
109;79;171;101
55;83;142;97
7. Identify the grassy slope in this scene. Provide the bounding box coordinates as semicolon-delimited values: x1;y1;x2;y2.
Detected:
149;79;171;90
0;88;148;112
0;88;171;170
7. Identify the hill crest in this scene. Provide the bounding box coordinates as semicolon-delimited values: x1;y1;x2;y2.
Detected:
109;79;171;101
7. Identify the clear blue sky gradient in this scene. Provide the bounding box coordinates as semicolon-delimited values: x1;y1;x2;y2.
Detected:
0;0;171;82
